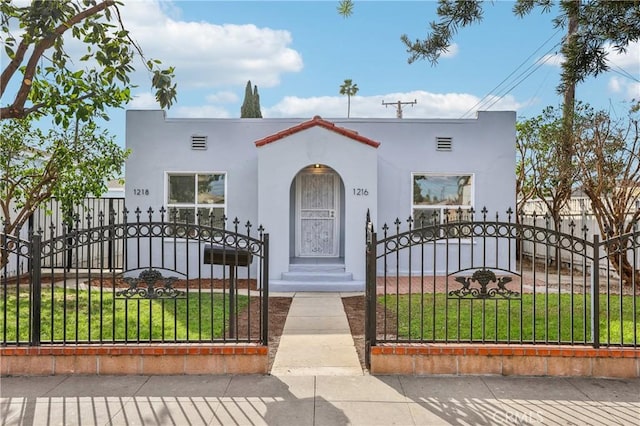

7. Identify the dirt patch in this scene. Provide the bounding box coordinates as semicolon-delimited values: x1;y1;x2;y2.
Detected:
265;297;292;370
236;296;292;370
341;295;397;370
341;296;366;369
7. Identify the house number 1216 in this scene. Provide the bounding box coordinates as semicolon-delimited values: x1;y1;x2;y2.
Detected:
353;188;369;196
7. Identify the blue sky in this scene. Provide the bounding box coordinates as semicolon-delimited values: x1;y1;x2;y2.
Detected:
5;1;640;147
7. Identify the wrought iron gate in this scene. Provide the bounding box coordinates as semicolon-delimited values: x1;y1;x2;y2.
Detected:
365;209;639;369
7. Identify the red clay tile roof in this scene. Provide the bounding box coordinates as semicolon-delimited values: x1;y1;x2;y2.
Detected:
254;116;380;148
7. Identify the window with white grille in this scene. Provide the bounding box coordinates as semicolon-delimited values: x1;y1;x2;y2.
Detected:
412;173;474;236
166;172;226;226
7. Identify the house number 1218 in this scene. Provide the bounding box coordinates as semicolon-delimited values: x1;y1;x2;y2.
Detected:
353;188;369;196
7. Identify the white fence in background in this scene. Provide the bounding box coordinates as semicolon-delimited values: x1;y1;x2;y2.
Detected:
521;199;640;274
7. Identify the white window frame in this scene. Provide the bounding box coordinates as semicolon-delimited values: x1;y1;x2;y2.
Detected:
411;172;474;234
165;171;227;226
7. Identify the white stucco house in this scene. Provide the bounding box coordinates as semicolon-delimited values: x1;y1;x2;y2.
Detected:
125;110;516;291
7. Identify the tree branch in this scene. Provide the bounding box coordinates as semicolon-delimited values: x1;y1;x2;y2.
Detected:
0;38;30;99
3;91;99;119
1;1;115;119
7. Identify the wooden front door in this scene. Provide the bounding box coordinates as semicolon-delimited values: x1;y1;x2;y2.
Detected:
295;170;340;257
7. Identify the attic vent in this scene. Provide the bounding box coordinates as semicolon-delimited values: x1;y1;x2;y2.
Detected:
436;137;452;151
191;135;207;150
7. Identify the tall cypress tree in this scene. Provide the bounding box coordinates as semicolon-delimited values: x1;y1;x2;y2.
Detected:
240;80;262;118
252;85;263;118
240;81;253;118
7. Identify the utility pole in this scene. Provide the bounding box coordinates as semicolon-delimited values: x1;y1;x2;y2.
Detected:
382;99;417;118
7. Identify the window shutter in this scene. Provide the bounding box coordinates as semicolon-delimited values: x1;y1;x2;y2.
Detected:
191;135;207;150
436;137;452;151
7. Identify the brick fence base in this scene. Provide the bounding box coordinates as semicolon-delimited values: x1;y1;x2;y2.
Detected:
371;344;640;378
0;345;268;376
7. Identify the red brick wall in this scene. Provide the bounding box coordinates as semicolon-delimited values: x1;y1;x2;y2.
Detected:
371;344;640;378
0;345;268;375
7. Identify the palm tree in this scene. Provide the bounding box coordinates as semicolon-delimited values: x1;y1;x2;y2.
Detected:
339;79;359;118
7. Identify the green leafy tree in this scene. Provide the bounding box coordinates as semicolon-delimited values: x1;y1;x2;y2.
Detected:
518;103;640;282
573;105;640;285
240;80;262;118
517;105;583;265
517;106;576;223
1;0;177;126
516;104;588;264
515;121;536;216
1;117;128;267
339;79;359;118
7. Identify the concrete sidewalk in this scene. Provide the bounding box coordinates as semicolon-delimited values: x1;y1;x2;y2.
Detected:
1;374;639;425
271;292;362;376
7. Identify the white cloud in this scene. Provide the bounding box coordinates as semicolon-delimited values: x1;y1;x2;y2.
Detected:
606;41;640;69
606;41;640;100
608;76;623;93
607;76;640;101
173;105;232;118
625;81;640;100
119;0;303;90
264;91;525;119
206;91;239;104
441;43;459;59
127;92;231;117
129;92;161;109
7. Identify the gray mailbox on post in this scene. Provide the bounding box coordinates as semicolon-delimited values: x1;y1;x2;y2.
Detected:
203;245;252;338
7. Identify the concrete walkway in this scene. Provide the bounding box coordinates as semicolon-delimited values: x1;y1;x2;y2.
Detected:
271;292;362;376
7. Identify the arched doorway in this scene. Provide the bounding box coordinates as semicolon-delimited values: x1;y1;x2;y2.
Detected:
290;165;344;259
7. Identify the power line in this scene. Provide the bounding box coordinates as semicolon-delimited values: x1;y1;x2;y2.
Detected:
460;28;563;118
521;66;554;111
462;40;562;117
481;46;561;112
609;64;640;83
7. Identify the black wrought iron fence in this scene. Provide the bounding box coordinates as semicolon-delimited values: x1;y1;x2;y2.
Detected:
1;207;269;346
365;208;639;351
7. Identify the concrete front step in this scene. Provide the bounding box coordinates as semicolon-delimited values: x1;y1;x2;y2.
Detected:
288;264;346;273
281;271;353;282
269;280;365;292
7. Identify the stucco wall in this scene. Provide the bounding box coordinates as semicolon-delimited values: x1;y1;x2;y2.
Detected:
125;110;516;282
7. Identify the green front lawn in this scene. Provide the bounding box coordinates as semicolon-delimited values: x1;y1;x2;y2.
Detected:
0;287;249;343
380;293;640;345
